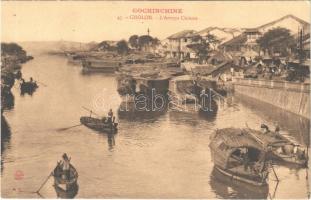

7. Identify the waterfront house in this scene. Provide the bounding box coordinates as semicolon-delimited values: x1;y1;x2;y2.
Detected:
220;15;310;57
197;27;241;50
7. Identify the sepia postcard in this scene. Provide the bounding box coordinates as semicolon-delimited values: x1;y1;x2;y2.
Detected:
1;1;310;199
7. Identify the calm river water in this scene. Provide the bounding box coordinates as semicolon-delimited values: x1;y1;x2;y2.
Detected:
1;48;310;199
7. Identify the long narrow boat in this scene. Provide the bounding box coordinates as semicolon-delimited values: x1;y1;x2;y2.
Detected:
52;163;78;192
80;116;118;133
209;128;270;186
244;128;308;167
82;59;121;73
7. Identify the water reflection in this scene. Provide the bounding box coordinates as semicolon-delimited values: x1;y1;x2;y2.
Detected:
1;115;11;171
118;105;167;122
107;133;116;151
168;110;201;127
198;108;217;122
210;167;269;199
1;115;11;153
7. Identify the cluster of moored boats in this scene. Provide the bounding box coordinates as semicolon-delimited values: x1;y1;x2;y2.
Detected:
209;125;308;187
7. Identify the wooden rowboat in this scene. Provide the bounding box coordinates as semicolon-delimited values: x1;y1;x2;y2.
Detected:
52;163;78;192
82;59;120;73
244;128;308;167
209;128;270;187
20;81;38;94
80;116;118;133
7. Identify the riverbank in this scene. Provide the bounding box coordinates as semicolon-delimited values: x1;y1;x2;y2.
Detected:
1;43;33;111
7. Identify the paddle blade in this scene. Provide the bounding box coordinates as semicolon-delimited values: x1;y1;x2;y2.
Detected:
56;124;82;132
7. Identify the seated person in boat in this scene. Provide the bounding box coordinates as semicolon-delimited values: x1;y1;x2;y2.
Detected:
274;125;280;134
61;153;71;180
241;148;250;171
296;148;306;160
29;77;38;86
260;124;270;134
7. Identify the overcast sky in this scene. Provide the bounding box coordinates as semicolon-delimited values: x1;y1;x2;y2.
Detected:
1;1;310;42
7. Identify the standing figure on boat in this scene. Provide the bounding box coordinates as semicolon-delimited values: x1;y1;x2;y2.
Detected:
107;109;114;124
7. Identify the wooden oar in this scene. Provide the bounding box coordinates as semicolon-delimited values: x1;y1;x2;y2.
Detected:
36;164;59;193
245;122;265;145
36;172;52;193
271;164;279;182
56;124;82;132
36;81;47;87
82;106;100;117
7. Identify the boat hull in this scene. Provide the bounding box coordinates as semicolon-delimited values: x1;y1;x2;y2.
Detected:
54;183;79;199
270;150;308;166
82;66;118;73
82;60;120;73
211;167;269;199
53;164;78;192
80;116;118;133
20;82;38;95
54;177;77;191
215;166;268;187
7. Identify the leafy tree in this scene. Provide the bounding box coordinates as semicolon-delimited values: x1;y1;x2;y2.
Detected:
1;43;25;56
151;37;160;46
128;35;139;49
116;40;129;54
138;35;154;50
186;38;210;63
206;34;221;50
97;41;111;50
256;28;296;56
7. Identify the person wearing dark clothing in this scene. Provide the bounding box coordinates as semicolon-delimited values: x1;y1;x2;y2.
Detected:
107;109;113;124
241;148;249;171
61;153;70;180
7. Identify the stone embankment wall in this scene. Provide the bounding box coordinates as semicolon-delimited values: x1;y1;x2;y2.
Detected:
233;78;310;119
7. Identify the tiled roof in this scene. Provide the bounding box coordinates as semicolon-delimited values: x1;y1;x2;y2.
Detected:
167;30;198;39
257;14;310;30
219;34;247;47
